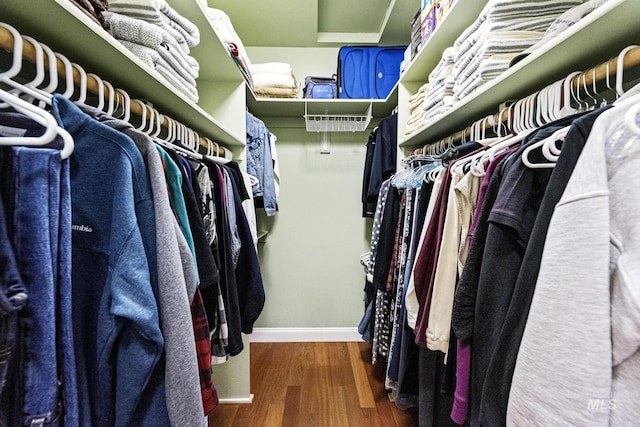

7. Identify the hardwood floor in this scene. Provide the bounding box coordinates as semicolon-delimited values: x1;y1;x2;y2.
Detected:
209;342;418;427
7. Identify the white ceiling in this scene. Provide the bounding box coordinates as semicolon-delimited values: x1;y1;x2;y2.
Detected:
206;0;417;48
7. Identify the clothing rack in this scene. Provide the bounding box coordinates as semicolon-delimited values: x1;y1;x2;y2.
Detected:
415;44;640;155
0;24;229;158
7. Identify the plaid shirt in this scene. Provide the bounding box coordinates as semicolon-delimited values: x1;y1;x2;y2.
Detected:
191;288;219;415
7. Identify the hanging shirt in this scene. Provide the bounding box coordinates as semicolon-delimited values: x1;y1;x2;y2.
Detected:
189;159;217;246
166;148;219;289
481;106;610;427
362;130;377;217
405;168;444;330
363;114;398;218
156;146;199;282
413;163;454;347
470;114;580;426
425;169;463;354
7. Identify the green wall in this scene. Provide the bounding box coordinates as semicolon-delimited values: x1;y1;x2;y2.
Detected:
254;123;373;328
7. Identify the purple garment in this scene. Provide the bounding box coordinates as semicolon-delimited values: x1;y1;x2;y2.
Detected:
450;147;515;425
451;340;471;424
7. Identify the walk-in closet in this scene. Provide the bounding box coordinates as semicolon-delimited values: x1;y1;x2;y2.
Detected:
1;0;639;426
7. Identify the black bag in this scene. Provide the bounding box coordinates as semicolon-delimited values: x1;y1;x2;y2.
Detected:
303;76;338;99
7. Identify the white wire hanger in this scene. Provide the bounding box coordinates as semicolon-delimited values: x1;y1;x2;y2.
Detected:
521;126;570;169
0;23;73;158
0;89;74;158
4;23;235;163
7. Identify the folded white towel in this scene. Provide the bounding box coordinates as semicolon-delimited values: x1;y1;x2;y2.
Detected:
406;109;425;127
160;4;199;47
105;12;199;81
455;54;518;99
487;14;559;32
408;92;427;112
251;62;294;76
253;86;297;98
155;59;199;102
486;0;584;22
108;0;200;50
453;31;542;80
428;48;455;82
421;89;454;113
423;102;454;125
404;119;426;137
454;6;488;49
206;7;240;45
252;72;296;90
205;7;253;72
119;40;198;102
408;89;425;105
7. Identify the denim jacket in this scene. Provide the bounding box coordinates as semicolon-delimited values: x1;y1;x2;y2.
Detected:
245;112;276;216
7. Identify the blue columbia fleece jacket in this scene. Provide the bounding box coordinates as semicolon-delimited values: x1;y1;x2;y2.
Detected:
52;96;165;427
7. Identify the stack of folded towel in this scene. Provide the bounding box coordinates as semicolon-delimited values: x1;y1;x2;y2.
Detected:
205;8;254;88
451;0;583;100
509;0;612;66
405;83;429;137
106;0;200;102
422;47;457;126
404;0;584;135
251;63;297;99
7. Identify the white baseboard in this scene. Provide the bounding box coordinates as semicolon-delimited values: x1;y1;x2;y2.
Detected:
218;394;254;404
250;327;362;343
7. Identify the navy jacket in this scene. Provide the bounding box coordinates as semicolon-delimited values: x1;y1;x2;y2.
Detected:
53;96;164;427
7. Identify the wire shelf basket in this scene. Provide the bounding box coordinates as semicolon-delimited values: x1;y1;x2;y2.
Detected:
304;102;372;132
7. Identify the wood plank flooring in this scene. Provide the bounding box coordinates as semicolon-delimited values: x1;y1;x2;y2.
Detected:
209;342;418;427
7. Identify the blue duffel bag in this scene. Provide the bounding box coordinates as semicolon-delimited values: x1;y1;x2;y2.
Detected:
303;76;338;99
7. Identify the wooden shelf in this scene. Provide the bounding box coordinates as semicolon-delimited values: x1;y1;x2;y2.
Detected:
3;0;246;146
398;0;640;147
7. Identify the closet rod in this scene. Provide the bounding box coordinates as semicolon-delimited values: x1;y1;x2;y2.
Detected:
0;25;228;158
420;44;640;153
574;44;640;89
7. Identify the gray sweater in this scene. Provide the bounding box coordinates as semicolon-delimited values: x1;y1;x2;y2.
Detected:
507;98;640;426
